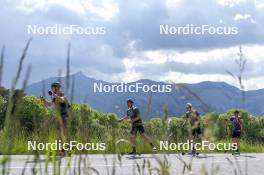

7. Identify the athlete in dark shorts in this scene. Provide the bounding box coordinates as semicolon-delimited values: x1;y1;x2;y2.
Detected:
41;82;70;156
230;110;243;153
184;103;202;154
119;99;156;154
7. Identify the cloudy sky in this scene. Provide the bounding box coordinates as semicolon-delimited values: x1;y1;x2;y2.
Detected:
0;0;264;90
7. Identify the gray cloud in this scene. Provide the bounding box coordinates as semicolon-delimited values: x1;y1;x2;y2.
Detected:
0;0;263;88
113;0;264;51
134;56;260;79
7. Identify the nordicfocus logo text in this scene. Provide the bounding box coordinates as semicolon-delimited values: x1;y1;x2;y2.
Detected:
27;24;106;35
94;82;172;93
28;140;106;151
160;140;238;151
160;24;238;35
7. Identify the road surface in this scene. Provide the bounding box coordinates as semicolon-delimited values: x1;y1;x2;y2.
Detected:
0;153;263;175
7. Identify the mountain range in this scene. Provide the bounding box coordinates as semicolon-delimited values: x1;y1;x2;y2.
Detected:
25;72;264;120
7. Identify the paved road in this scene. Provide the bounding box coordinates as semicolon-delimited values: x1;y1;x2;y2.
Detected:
0;154;263;175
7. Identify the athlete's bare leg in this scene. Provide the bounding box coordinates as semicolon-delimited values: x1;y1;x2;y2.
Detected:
232;138;239;152
140;133;156;151
140;133;152;143
129;134;137;153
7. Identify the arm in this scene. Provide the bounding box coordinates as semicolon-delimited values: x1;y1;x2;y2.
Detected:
194;111;201;127
118;116;130;122
195;111;201;120
181;113;189;126
130;108;141;123
224;118;230;136
52;93;65;103
182;119;188;126
131;115;140;123
239;118;244;132
40;96;52;106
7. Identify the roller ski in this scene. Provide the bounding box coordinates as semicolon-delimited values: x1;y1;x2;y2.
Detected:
187;152;199;156
152;146;158;154
181;150;199;156
121;150;141;156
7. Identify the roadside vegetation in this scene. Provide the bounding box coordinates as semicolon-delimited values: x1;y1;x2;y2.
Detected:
0;40;263;175
0;93;263;154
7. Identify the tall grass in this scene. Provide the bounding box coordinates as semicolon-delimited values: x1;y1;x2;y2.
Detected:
0;41;263;175
0;46;5;86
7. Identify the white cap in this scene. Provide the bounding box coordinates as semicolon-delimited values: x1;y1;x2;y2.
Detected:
186;103;192;108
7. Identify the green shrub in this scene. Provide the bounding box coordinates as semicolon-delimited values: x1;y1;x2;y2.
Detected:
15;96;50;134
0;95;7;129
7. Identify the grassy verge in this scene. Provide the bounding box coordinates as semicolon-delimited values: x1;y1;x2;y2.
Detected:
1;134;264;155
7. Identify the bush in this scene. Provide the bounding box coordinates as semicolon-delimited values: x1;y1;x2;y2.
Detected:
15;96;50;133
0;95;7;129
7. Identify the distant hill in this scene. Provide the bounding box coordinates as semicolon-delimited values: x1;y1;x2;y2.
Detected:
25;72;264;120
